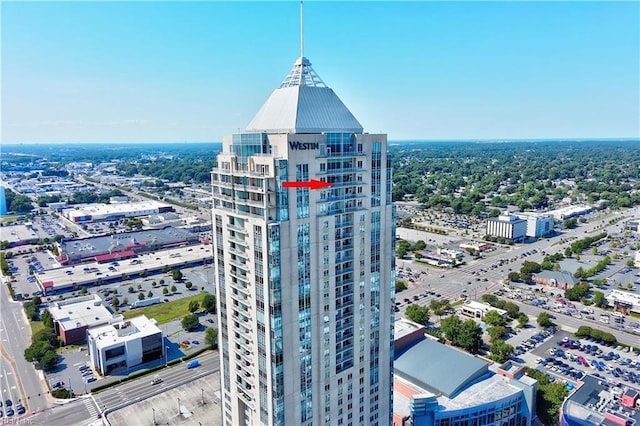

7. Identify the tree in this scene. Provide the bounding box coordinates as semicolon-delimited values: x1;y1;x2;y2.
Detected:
181;313;200;331
33;328;61;348
162;287;169;295
185;281;193;290
395;279;408;292
490;339;514;363
147;291;153;298
171;269;183;281
458;319;483;354
170;284;177;293
503;302;520;319
24;340;54;362
592;291;605;307
413;240;427;251
112;297;120;309
159;279;165;285
40;350;59;372
137;284;142;291
138;292;145;301
508;272;520;282
517;313;529;328
205;327;218;349
41;309;54;328
189;300;200;313
441;315;463;344
537;312;554;328
487;326;507;342
128;286;135;294
429;299;451;319
483;310;507;327
405;304;430;325
202;293;217;314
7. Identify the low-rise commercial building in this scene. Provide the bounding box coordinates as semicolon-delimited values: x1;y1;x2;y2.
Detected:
48;294;113;345
605;289;640;314
87;315;163;375
548;205;593;221
61;200;173;223
532;270;579;290
57;226;198;264
460;300;508;320
560;374;640;425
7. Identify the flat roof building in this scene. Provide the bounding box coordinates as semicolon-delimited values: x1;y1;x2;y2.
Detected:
460;300;508;320
57;226;198;264
87;315;163;376
62;200;173;223
533;270;579;290
605;289;640;314
548;205;593;221
48;294;113;345
560;374;640;425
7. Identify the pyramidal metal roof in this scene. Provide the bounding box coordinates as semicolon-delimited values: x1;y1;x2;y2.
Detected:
245;56;363;134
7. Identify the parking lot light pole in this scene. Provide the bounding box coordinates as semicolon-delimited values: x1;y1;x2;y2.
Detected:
201;388;205;405
152;407;156;426
165;345;170;367
177;397;181;415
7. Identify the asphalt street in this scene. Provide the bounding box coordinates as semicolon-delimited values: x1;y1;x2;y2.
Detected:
0;278;49;413
25;351;218;426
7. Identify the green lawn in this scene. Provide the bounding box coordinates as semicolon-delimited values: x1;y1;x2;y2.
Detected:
123;291;210;324
1;215;22;224
30;320;45;336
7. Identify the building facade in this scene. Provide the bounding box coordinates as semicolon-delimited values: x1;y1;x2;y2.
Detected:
486;212;527;242
515;213;554;238
212;55;395;426
87;315;163;376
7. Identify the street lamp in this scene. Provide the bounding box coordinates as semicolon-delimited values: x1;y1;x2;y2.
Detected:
201;388;205;405
177;397;181;415
165;345;170;366
152;407;156;426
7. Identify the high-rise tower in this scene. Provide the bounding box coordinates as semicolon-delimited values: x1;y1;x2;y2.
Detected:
212;8;395;425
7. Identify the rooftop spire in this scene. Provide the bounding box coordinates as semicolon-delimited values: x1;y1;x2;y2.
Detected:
300;0;304;58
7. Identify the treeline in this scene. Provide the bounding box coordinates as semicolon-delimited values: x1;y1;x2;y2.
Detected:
391;140;640;213
36;189;125;207
569;232;608;255
117;156;216;184
4;188;34;213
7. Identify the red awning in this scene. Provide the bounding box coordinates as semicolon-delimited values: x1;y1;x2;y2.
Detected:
95;250;136;262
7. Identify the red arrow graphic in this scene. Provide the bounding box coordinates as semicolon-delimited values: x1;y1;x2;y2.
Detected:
282;179;333;190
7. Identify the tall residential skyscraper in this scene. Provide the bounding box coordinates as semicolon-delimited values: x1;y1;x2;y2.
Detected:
211;41;395;426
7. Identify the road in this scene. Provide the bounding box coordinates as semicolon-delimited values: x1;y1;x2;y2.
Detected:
25;351;219;426
0;274;49;413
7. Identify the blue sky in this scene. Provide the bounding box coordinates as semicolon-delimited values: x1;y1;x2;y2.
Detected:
2;1;639;143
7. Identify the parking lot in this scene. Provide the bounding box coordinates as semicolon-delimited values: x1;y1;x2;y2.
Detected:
512;328;640;386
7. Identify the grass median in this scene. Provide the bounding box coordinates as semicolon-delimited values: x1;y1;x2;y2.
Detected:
122;291;210;324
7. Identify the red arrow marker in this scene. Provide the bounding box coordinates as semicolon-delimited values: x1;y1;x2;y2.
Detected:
282;179;333;190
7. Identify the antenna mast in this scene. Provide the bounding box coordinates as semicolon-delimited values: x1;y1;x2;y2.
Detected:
300;0;304;58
